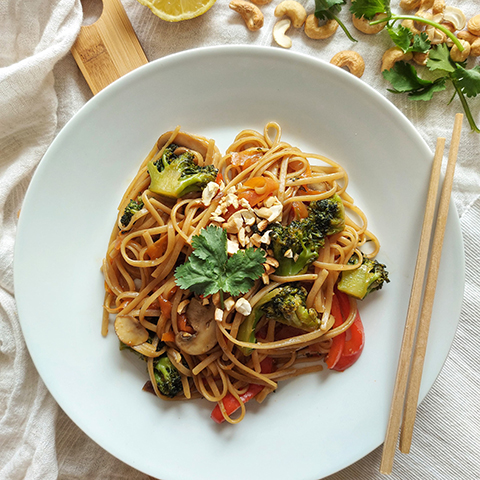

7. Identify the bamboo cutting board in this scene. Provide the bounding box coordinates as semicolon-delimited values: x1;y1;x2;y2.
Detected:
71;0;148;95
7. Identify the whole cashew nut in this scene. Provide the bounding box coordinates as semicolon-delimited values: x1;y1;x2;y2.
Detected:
432;0;445;15
457;30;480;44
443;6;466;31
399;0;421;10
471;38;480;57
381;47;413;71
450;39;471;62
330;51;365;78
413;51;429;66
468;14;480;36
251;0;272;4
304;15;338;40
274;1;307;28
352;13;388;34
401;19;422;35
273;18;292;48
229;0;264;31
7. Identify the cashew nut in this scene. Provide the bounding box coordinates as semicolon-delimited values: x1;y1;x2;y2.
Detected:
304;15;338;39
457;30;480;44
467;14;480;36
401;19;422;36
274;1;307;28
419;0;434;9
470;38;480;57
352;13;388;34
432;0;445;15
399;0;421;11
426;26;447;44
229;0;264;31
413;51;429;66
450;39;471;62
381;47;413;72
250;0;272;4
273;19;293;48
330;50;365;78
443;6;466;31
440;21;456;34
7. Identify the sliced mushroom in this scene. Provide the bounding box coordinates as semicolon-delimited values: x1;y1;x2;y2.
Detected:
175;298;218;355
114;315;149;346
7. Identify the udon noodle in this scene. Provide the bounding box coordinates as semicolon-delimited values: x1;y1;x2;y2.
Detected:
101;122;381;423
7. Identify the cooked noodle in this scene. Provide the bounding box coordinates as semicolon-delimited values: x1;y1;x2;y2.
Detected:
101;122;380;423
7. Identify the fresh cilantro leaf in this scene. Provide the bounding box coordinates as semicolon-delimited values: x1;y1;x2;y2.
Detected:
175;255;221;296
315;0;345;20
406;78;447;101
174;226;266;298
387;25;412;53
223;248;266;297
191;225;227;264
451;65;480;98
427;44;455;73
411;32;430;53
350;0;389;20
387;26;430;54
383;62;446;101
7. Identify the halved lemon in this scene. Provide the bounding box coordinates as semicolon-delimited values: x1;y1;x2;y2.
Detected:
137;0;217;22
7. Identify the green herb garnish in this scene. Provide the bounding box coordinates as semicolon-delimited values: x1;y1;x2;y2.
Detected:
174;226;266;303
383;44;480;132
350;0;464;51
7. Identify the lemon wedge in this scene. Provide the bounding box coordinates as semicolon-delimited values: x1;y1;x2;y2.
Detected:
137;0;217;22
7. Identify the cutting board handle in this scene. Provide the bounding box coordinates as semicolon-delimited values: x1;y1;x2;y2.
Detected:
71;0;148;95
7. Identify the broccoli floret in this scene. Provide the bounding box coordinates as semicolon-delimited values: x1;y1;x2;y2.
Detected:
153;354;183;398
120;197;144;228
337;256;390;300
269;194;345;276
119;342;182;397
237;284;320;355
269;221;322;276
147;143;218;199
308;194;345;237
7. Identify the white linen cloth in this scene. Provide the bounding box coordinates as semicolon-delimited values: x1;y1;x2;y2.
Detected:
1;0;479;478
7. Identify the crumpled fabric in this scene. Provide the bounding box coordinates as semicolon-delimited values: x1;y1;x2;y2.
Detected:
1;0;479;479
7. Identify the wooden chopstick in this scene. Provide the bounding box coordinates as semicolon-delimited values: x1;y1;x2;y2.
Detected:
379;136;445;475
380;112;463;474
399;113;463;452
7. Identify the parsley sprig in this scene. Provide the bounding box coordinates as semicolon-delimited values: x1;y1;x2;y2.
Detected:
350;0;464;51
174;226;266;304
383;44;480;133
315;0;357;42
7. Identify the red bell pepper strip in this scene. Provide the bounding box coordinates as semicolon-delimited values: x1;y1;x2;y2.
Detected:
324;294;346;369
211;357;273;424
331;290;365;372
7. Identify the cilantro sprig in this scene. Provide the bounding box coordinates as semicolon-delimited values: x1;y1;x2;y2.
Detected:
315;0;357;42
387;25;430;55
383;44;480;133
174;226;266;303
350;0;464;51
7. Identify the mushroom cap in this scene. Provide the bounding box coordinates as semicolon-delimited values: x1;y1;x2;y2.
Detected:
114;315;149;346
175;298;218;355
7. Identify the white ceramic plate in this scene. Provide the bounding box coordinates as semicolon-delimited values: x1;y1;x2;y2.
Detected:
14;46;464;480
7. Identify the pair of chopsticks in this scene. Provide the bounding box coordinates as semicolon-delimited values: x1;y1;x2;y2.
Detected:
380;113;464;475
